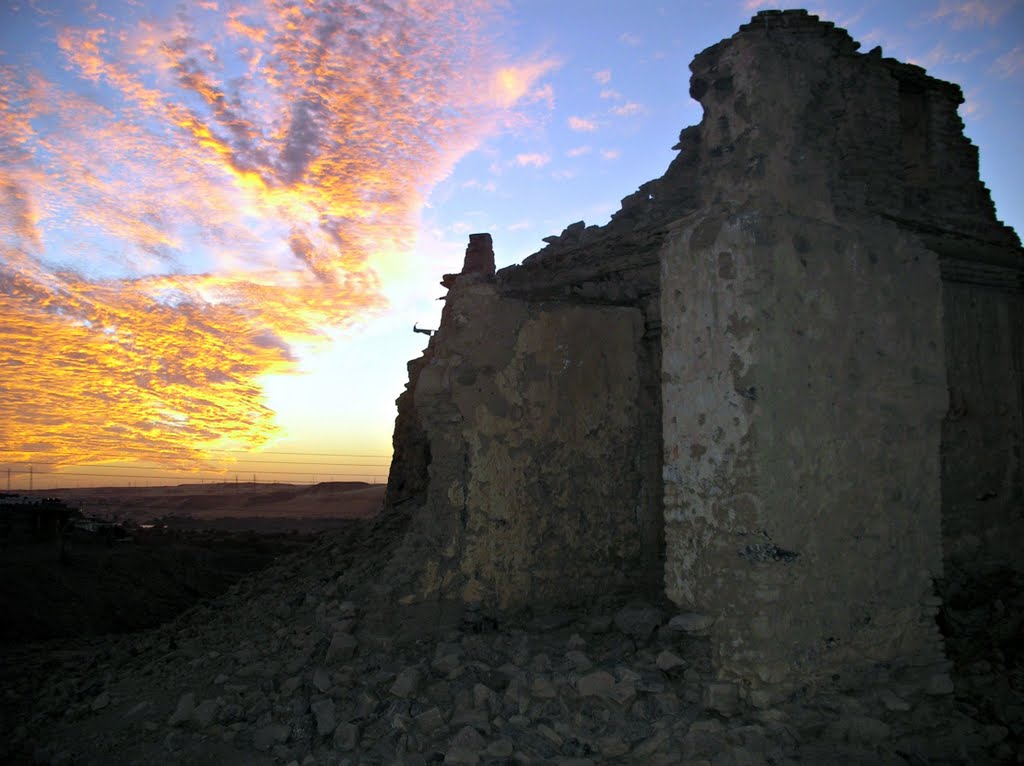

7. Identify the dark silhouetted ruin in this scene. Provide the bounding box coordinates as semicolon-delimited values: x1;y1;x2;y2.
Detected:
384;9;1023;702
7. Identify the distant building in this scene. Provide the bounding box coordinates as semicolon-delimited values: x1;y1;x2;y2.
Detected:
0;494;80;543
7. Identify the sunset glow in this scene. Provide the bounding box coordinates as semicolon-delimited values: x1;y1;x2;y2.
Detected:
2;1;1020;488
1;0;547;480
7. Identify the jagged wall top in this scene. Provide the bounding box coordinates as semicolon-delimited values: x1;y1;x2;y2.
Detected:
503;8;1019;285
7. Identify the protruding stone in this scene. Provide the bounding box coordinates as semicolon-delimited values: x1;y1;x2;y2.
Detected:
310;698;335;736
613;603;664;643
667;612;715;634
656;650;686;671
442;233;496;288
703;682;739;717
577;670;616;698
926;673;955;695
333;721;359;751
326;632;358;663
390;667;422;698
252;722;290;751
192;699;219;728
167;692;195;727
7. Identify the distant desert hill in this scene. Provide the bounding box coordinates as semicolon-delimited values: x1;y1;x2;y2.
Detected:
23;481;385;524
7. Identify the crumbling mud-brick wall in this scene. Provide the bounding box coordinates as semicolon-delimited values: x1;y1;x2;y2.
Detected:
383;9;1023;690
660;10;1022;694
385;231;668;606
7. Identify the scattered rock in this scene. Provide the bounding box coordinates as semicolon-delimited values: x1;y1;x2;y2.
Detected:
668;612;715;634
703;681;739;717
577;670;616;698
325;632;358;663
656;650;686;671
310;698;335;736
390;667;422;698
252;722;290;751
168;692;195;727
333;721;359;751
613;603;664;643
192;698;219;728
826;715;892;744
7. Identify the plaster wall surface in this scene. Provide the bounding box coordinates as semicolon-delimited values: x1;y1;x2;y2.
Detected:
941;277;1024;579
405;282;651;608
661;212;948;687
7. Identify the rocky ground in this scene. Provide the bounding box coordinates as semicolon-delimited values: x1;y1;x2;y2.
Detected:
4;508;1022;765
0;526;316;642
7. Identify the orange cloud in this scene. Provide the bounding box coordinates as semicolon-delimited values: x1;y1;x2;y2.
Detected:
491;58;560;108
0;0;536;471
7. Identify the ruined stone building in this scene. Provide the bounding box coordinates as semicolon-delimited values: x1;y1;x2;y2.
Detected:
383;10;1023;702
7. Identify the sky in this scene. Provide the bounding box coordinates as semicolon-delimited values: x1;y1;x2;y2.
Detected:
1;0;1021;490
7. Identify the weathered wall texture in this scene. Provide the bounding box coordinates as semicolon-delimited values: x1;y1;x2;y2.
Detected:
656;10;1022;691
384;9;1023;690
662;215;948;688
395;280;654;608
941;273;1024;581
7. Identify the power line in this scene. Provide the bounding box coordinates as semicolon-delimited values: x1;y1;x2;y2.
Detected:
1;459;389;469
220;450;391;458
0;448;392;458
7;469;386;482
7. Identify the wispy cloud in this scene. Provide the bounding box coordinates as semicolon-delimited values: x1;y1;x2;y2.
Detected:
515;152;551;168
611;101;644;117
566;145;592;157
993;45;1024;78
930;0;1015;28
531;83;556;109
600;149;620;160
600;88;622;100
492;58;560;108
918;41;988;67
462;178;498;193
568;116;597;131
0;0;540;468
619;32;642;46
593;69;612;84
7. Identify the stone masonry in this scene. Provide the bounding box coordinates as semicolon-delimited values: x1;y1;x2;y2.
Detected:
384;10;1023;696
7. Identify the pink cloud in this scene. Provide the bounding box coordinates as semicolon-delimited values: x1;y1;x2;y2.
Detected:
611;101;644;117
930;0;1015;28
993;45;1024;78
568;116;597;131
515;152;551;168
